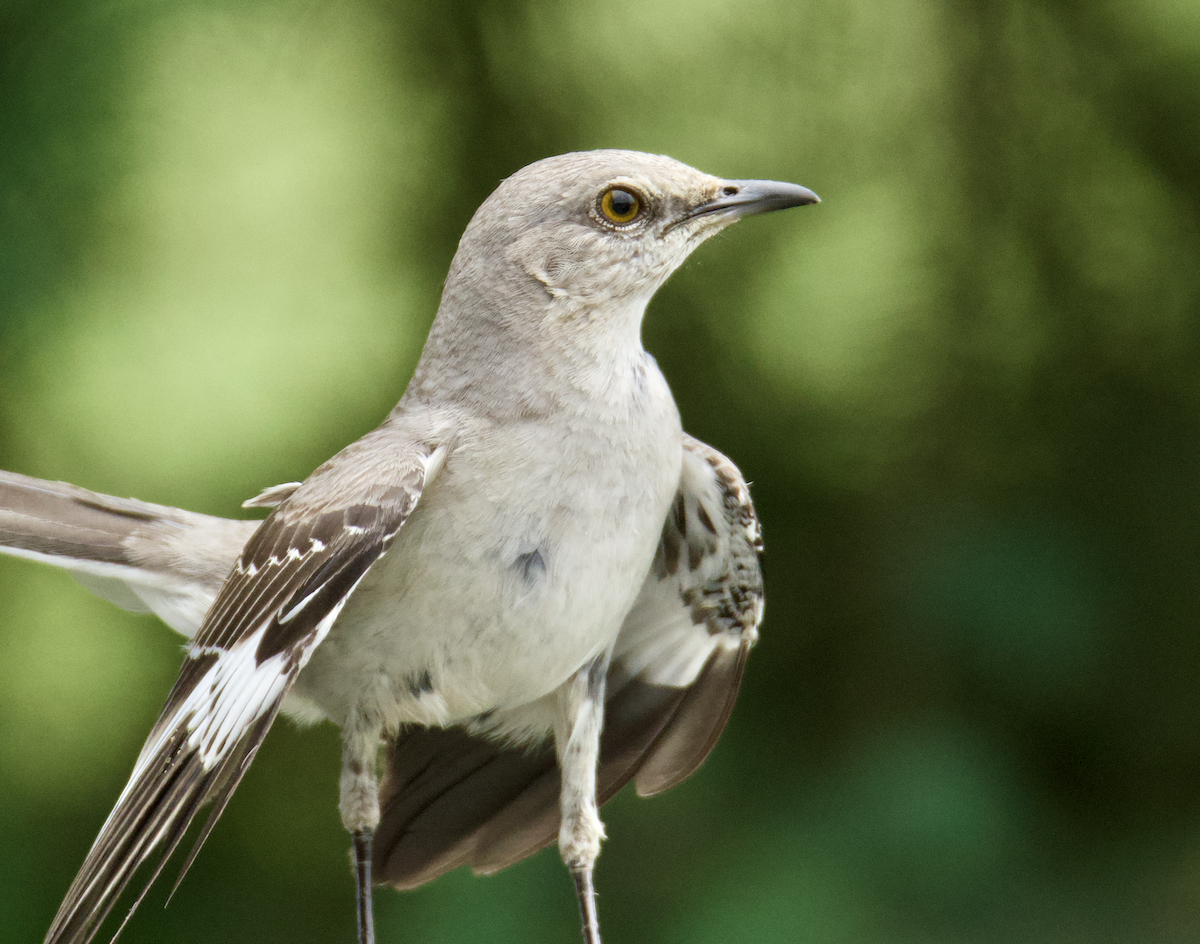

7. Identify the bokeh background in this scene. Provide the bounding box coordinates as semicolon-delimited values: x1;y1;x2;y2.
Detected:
2;0;1199;941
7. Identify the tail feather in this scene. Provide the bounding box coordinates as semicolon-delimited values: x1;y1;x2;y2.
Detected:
0;470;256;636
0;471;153;563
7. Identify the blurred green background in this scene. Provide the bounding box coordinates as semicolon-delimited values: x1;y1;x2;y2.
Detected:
2;0;1199;941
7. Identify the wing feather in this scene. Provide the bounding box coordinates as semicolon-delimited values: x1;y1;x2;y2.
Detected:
45;442;442;944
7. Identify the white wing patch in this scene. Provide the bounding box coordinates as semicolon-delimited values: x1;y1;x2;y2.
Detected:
44;437;445;944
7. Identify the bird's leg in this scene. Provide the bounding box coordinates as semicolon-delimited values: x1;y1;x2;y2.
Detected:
555;654;610;944
353;828;375;944
340;722;381;944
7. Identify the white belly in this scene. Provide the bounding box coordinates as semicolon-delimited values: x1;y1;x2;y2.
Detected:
292;373;682;736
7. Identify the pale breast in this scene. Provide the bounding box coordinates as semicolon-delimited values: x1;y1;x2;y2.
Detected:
294;362;683;733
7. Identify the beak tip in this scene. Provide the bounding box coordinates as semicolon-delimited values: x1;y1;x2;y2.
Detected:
724;180;821;215
688;178;822;223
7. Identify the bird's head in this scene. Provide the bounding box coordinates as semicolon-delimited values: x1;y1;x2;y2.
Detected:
447;149;819;314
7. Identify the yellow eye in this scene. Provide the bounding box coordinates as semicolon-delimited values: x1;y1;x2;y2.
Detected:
599;188;643;224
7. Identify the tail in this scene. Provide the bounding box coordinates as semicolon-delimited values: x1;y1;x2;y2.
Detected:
0;470;257;637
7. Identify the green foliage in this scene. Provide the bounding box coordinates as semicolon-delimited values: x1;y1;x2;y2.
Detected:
1;0;1198;940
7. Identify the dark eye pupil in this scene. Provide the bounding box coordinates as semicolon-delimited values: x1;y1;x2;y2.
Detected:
610;190;636;216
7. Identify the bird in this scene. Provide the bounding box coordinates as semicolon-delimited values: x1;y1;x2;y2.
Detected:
0;149;818;944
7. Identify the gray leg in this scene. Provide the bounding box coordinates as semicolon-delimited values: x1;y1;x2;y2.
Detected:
555;655;609;944
354;829;376;944
341;722;382;944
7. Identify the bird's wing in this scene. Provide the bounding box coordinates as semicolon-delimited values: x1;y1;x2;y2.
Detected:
0;470;258;637
607;433;762;795
372;433;762;889
45;438;447;944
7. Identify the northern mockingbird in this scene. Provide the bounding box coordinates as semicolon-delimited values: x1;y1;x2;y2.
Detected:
0;149;818;944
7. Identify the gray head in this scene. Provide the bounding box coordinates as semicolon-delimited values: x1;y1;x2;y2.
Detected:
406;150;817;410
445;150;818;313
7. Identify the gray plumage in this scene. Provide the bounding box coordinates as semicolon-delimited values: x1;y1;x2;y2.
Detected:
0;149;817;944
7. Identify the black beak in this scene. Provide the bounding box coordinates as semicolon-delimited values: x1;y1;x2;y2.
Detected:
691;179;820;220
